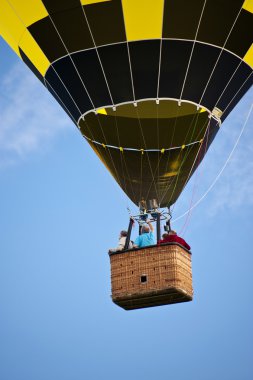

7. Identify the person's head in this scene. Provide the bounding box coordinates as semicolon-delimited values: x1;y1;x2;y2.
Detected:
162;233;169;239
120;230;128;238
169;230;177;236
141;224;150;234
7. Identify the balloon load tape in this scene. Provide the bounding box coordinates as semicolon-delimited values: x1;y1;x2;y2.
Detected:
211;107;223;120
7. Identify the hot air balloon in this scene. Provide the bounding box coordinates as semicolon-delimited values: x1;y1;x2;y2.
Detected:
1;0;252;309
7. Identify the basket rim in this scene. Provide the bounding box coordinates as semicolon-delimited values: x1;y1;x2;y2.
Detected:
108;242;191;256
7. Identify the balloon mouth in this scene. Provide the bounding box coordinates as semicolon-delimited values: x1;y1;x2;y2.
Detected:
93;99;208;119
78;98;211;124
78;98;214;152
76;98;220;207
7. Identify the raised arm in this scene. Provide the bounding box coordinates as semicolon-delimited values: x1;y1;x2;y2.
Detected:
147;220;154;232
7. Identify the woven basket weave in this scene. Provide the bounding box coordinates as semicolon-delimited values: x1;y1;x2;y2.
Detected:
109;243;193;310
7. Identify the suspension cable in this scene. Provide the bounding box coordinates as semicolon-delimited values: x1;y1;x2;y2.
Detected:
169;118;211;212
159;111;209;205
179;120;211;236
173;101;253;223
114;112;136;203
79;0;115;107
120;0;136;102
198;3;243;106
179;0;207;102
134;105;160;202
156;0;166;100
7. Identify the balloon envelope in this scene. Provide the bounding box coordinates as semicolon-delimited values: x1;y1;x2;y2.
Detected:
0;0;252;207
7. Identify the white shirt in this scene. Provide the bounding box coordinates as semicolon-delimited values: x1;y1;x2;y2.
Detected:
109;236;133;252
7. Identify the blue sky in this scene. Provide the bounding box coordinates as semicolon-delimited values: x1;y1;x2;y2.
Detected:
0;37;253;380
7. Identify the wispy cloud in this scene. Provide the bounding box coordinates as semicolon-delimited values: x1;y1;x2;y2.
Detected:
0;62;72;167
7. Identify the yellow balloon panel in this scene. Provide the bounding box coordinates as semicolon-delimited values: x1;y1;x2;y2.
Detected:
244;43;253;68
4;0;48;27
243;0;253;13
122;0;164;41
81;0;111;5
0;0;24;56
19;30;50;75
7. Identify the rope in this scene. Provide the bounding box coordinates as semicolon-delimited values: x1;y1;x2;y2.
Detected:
158;102;182;201
179;120;211;236
134;105;161;202
139;149;143;203
213;61;242;109
79;0;115;106
145;107;209;206
179;0;207;102
88;114;125;191
114;112;136;203
167;111;206;203
81;133;203;152
171;118;211;209
198;3;243;106
44;79;77;122
46;13;96;110
79;117;114;181
173;102;253;223
156;103;160;200
170;118;211;213
114;114;128;195
156;0;166;100
120;0;136;102
159;110;207;205
222;72;253;116
49;67;84;116
144;151;164;202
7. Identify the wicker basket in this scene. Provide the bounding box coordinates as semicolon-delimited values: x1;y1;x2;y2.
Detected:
109;243;193;310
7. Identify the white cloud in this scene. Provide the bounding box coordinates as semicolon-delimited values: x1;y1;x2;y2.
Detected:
0;62;72;166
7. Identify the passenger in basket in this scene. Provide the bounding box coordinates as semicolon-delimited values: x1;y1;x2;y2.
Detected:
109;230;133;253
134;219;155;248
158;230;191;250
